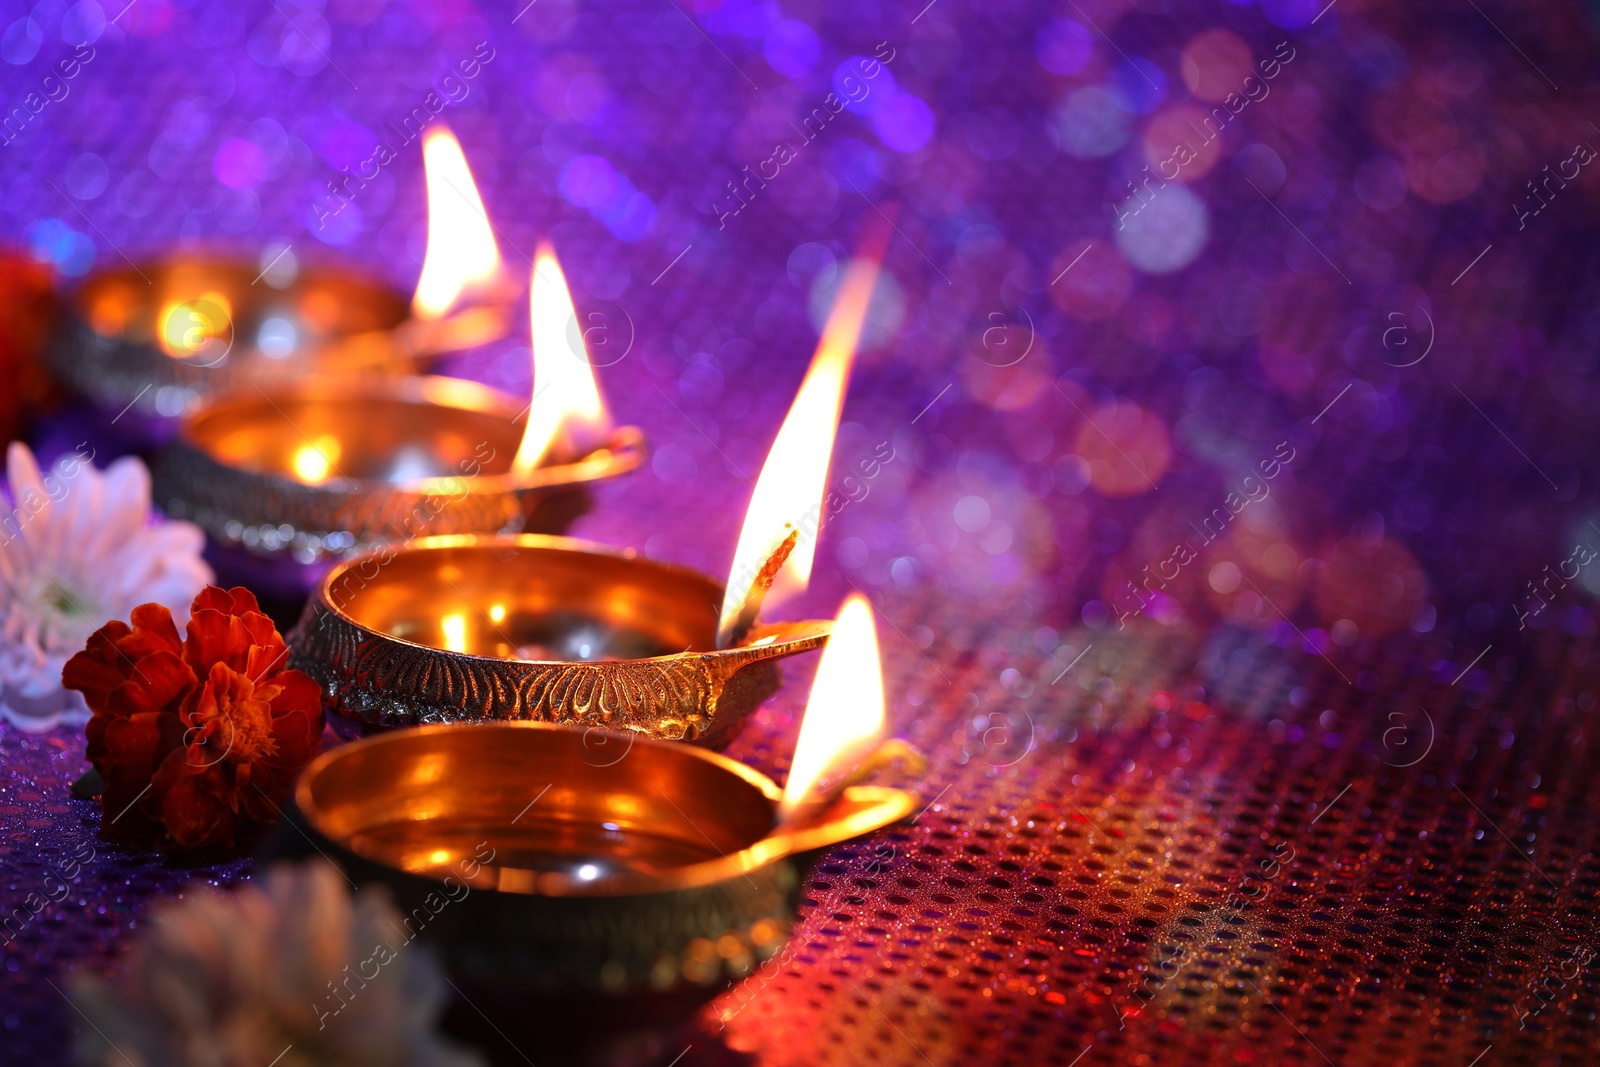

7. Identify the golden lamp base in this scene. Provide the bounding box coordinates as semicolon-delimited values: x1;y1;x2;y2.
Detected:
155;377;645;565
265;722;919;1056
46;254;508;435
287;534;828;747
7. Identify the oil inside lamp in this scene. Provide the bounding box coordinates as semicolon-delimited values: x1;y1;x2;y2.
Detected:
716;244;885;649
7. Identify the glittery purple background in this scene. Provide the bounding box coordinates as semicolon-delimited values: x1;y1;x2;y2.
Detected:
5;0;1600;1063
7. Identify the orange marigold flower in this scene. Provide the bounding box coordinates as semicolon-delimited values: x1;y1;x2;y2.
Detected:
62;585;323;851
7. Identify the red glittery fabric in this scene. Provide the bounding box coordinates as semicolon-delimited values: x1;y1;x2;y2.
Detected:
700;619;1599;1067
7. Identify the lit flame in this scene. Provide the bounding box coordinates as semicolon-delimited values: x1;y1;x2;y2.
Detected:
716;253;881;647
511;245;612;473
779;595;885;819
412;127;502;319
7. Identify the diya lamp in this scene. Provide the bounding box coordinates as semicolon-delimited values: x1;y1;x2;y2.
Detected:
44;127;514;449
153;219;646;600
150;127;646;601
288;248;889;746
270;594;925;1059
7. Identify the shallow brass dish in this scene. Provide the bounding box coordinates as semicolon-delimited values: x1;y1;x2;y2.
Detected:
154;376;645;566
265;722;917;1057
287;534;828;746
46;254;506;441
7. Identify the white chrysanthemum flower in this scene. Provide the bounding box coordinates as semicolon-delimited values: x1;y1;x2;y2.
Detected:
71;860;487;1067
0;440;213;731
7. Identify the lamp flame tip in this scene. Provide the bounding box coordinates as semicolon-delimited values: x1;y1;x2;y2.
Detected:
512;245;613;474
413;126;502;320
716;221;889;639
778;594;887;820
856;209;895;265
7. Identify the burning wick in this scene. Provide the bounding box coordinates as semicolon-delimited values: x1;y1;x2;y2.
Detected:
715;229;888;649
720;529;798;651
777;595;888;826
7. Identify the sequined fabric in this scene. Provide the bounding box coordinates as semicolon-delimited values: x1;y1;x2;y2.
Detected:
4;0;1600;1063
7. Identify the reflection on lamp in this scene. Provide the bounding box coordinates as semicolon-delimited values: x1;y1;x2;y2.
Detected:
290;435;342;485
441;613;468;653
157;291;233;361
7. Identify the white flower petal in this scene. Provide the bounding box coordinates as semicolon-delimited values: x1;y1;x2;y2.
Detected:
0;447;209;710
84;460;149;566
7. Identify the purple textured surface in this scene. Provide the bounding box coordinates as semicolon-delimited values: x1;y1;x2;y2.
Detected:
0;729;250;1060
5;0;1600;1064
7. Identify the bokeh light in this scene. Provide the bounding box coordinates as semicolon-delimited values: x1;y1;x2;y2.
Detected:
1182;29;1253;103
1314;534;1430;639
1050;240;1133;320
1073;399;1172;497
1052;85;1132;160
1115;184;1209;274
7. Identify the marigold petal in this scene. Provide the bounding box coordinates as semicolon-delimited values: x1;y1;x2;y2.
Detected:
267;668;322;717
61;620;136;710
101;653;197;723
83;620;134;656
244;639;291;681
84;714;108;763
152;751;233;849
62;653;127;711
130;650;198;711
239;763;294;823
263;709;318;769
227;586;262;614
97;712;180;796
241;610;279;644
184;609;252;675
190;585;239;615
125;603;183;656
191;584;263;618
